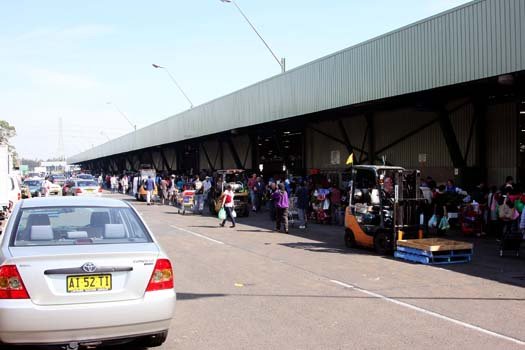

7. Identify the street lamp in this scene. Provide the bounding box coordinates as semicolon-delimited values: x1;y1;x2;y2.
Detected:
220;0;285;73
152;64;194;109
106;102;136;131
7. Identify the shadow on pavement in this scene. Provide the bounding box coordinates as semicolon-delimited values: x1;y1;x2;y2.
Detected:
174;291;525;302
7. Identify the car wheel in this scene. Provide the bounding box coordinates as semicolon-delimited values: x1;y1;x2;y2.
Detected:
138;331;168;348
344;229;357;248
374;231;394;255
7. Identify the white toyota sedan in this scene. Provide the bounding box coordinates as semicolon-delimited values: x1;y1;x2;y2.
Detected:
0;197;175;348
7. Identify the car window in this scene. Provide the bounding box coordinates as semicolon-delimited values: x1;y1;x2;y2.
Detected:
12;206;152;246
24;180;41;186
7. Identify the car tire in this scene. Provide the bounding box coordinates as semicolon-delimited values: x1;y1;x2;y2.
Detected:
344;229;357;248
138;331;168;348
374;231;394;255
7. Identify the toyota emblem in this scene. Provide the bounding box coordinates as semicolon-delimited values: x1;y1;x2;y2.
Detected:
81;262;97;273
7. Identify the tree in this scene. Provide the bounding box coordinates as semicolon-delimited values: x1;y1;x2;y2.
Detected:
0;120;16;145
0;120;18;166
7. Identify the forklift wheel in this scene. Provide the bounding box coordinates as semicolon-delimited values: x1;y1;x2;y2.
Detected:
344;229;357;248
374;231;394;255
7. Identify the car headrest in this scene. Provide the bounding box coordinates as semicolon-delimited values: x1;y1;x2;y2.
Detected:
104;224;126;239
27;214;50;227
90;212;110;227
67;231;88;239
31;225;54;241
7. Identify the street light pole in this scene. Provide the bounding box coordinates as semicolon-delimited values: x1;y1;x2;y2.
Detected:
220;0;285;73
152;64;194;109
106;102;136;131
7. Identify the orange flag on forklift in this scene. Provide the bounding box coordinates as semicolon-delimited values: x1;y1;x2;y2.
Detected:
346;153;354;165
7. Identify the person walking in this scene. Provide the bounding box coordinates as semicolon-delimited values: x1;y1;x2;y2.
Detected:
42;177;52;197
220;184;236;228
160;177;169;205
273;183;289;233
296;181;309;229
145;175;155;206
194;176;204;214
110;175;118;194
248;173;257;212
121;175;129;194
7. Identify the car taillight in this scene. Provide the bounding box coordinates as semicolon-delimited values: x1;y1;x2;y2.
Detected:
0;265;30;299
75;188;82;194
17;192;21;201
98;187;103;193
146;259;174;292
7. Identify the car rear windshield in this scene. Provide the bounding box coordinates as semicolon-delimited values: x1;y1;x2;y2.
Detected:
77;181;98;187
12;206;152;246
24;180;41;186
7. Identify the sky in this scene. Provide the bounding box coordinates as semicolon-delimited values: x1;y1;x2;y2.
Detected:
1;0;472;161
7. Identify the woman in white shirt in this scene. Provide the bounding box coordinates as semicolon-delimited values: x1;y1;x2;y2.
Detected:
220;185;236;228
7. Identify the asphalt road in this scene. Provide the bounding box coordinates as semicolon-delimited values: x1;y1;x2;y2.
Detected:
128;197;525;350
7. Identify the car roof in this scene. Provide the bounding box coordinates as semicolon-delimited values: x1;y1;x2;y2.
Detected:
20;197;130;209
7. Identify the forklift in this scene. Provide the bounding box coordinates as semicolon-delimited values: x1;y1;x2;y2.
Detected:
344;165;426;254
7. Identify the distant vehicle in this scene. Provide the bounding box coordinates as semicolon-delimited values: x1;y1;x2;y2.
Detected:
77;174;95;180
23;179;44;197
26;172;42;179
50;174;67;186
64;179;102;196
0;197;175;348
20;184;31;199
48;182;62;196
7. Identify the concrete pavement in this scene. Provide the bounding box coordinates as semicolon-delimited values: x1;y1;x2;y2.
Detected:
127;196;524;350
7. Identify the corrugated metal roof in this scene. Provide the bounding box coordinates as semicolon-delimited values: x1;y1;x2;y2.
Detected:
69;0;525;163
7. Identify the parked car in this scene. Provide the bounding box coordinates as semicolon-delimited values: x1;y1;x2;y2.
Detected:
0;197;176;348
64;179;102;196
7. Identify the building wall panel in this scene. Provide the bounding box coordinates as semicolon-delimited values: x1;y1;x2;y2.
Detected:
70;0;525;164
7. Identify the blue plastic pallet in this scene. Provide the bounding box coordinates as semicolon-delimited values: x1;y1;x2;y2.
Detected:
396;245;473;258
394;250;472;265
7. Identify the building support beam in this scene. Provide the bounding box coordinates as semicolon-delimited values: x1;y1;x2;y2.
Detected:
366;113;375;165
159;149;172;172
226;138;243;169
474;99;487;174
438;108;466;169
201;143;215;171
250;134;258;171
338;119;354;155
308;125;367;155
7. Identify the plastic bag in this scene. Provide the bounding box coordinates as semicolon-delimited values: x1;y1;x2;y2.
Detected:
428;215;438;228
232;209;237;218
218;208;226;220
439;216;450;231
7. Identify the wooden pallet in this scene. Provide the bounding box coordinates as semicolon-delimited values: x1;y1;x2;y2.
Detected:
397;238;473;252
395;238;473;265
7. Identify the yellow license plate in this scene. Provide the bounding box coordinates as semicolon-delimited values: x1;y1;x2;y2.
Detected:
67;274;112;293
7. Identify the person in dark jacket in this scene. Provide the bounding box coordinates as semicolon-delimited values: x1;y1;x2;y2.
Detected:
272;183;289;233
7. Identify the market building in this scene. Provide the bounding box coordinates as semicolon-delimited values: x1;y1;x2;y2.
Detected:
69;0;525;187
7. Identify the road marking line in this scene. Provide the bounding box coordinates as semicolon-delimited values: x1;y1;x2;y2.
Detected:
170;225;224;245
330;280;524;346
